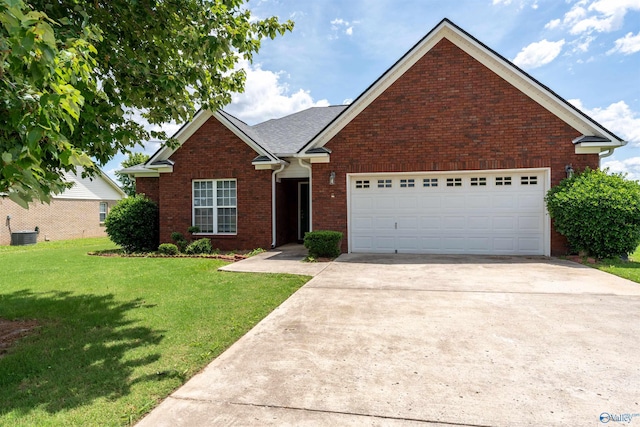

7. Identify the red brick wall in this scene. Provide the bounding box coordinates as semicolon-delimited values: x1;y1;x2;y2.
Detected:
312;38;598;255
136;177;159;204
0;198;118;245
156;116;273;251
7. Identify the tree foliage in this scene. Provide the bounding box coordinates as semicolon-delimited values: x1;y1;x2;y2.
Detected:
1;0;293;206
116;152;149;196
104;194;158;253
545;168;640;259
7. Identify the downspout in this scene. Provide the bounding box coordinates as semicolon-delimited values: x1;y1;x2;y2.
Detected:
271;163;286;248
599;149;614;159
298;158;312;233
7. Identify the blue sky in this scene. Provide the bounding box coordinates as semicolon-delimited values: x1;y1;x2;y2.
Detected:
103;0;640;181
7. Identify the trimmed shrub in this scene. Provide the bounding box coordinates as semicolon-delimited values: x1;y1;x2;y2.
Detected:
185;238;213;255
170;231;188;253
304;230;343;258
158;243;179;255
104;194;159;253
545;168;640;258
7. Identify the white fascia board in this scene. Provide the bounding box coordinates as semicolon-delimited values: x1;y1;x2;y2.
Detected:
131;171;160;178
304;20;623;152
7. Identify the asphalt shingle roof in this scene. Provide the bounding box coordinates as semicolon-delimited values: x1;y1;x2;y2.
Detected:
221;105;347;156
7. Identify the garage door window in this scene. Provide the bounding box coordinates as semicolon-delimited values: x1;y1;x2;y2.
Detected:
423;178;438;187
521;176;538;185
400;179;415;188
355;180;370;189
470;177;487;186
377;179;392;188
495;176;512;186
446;178;462;187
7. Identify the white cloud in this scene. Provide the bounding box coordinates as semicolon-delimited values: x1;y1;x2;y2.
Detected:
601;157;640;180
573;35;595;52
569;99;640;146
558;0;640;35
545;18;561;29
225;60;329;124
330;17;358;37
492;0;512;4
513;39;566;69
608;31;640;54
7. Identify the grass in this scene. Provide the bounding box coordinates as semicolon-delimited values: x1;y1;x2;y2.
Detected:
0;237;309;426
593;245;640;283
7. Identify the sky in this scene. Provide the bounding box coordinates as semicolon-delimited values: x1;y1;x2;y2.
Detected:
102;0;640;182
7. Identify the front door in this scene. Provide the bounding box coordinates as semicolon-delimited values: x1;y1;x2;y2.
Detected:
298;182;310;241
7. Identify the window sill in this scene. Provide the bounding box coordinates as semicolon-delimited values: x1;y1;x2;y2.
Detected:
193;233;237;238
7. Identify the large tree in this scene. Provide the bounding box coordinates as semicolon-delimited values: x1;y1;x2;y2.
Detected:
116;152;149;196
1;0;293;207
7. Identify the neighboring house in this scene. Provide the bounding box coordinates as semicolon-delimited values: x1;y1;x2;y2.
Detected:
0;168;125;245
123;19;624;256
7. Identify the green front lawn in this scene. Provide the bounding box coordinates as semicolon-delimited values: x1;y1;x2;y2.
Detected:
595;245;640;283
0;238;308;426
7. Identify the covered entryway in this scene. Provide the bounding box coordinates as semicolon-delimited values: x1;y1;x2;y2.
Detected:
348;169;549;255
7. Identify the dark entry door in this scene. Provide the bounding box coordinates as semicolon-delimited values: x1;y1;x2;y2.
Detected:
298;182;310;241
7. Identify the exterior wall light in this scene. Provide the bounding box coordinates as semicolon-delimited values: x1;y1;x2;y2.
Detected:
329;171;336;185
565;164;574;178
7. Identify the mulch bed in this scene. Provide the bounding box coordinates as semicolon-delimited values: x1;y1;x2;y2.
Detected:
0;319;39;357
87;252;248;262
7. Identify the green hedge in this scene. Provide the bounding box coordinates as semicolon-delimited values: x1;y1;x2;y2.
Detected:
104;194;159;253
303;230;343;258
545;168;640;258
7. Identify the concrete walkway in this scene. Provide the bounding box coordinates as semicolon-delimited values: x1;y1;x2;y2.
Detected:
138;253;640;426
219;244;329;276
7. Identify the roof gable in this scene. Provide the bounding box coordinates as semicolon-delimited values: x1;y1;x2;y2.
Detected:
300;18;624;155
56;168;126;200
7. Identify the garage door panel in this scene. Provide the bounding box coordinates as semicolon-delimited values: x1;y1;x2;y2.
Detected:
442;196;466;209
468;216;491;230
444;216;466;230
518;216;543;231
467;195;492;209
419;216;442;230
349;171;547;255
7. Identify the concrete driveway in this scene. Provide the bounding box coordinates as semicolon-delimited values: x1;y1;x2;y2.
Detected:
138;254;640;426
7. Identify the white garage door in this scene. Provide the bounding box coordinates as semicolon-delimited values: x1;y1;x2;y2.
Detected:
349;170;548;255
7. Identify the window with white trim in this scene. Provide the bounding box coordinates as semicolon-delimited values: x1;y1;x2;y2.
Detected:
521;176;538;185
99;202;108;223
193;180;237;234
423;178;438;187
377;179;392;188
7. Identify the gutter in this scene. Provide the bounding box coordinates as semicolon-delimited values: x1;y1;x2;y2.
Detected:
271;163;286;248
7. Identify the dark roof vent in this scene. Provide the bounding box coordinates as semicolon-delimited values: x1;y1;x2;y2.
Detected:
305;147;332;154
572;135;612;144
252;155;272;162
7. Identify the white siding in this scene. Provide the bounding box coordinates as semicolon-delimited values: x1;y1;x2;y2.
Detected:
277;160;310;179
55;169;124;201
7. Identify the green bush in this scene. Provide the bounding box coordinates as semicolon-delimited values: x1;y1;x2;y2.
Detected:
104;194;159;253
158;243;179;255
185;238;212;255
304;230;343;258
170;231;188;252
545;168;640;258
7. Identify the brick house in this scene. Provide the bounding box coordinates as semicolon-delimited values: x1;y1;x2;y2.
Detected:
0;169;125;245
124;19;624;256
